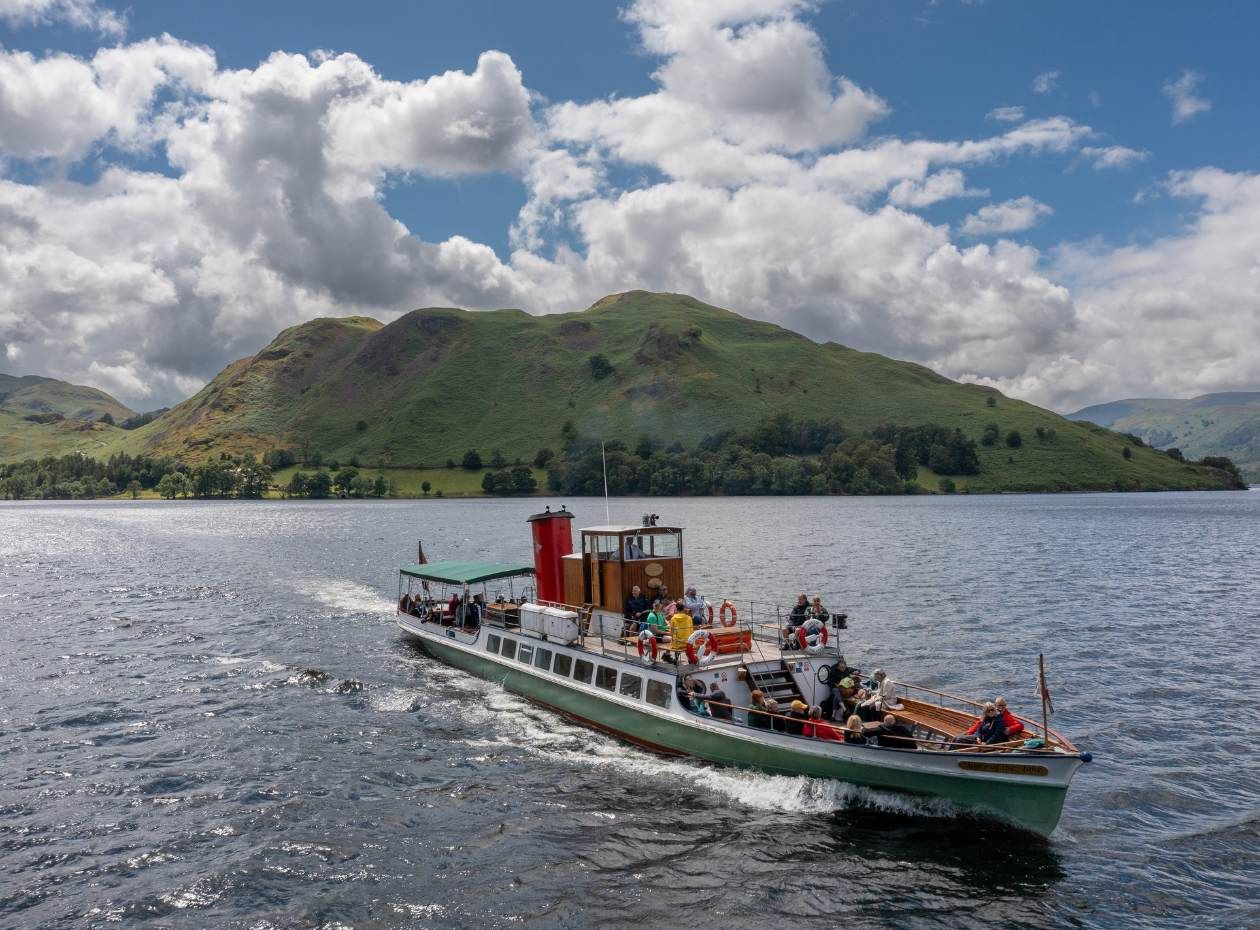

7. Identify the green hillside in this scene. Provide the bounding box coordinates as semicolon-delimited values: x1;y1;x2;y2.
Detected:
0;292;1243;492
0;373;136;463
1069;393;1260;482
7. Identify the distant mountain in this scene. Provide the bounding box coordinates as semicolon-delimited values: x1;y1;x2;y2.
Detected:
1069;392;1260;482
0;293;1243;492
0;373;136;462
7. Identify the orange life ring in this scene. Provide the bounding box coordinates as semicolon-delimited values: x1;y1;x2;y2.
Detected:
636;629;658;665
685;629;717;666
719;600;738;628
796;618;829;653
706;603;714;625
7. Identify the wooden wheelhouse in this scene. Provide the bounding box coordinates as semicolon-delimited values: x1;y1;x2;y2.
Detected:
561;523;685;612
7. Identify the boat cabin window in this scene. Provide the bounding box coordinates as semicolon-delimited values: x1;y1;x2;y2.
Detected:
533;648;553;671
583;534;620;561
517;644;534;665
645;679;672;708
619;673;642;700
595;666;618;692
573;659;594;684
500;638;517;660
486;634;501;653
641;532;680;559
553;654;573;677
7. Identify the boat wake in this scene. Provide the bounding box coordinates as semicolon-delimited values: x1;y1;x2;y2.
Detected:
308;580;395;616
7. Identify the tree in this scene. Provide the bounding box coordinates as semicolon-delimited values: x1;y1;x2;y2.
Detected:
533;447;554;469
372;475;388;497
334;468;359;495
461;449;483;470
986;395;997;408
99;412;116;426
307;471;333;498
489;448;507;468
589;354;614;380
481;471;500;494
1122;445;1132;460
1005;430;1022;449
1166;447;1184;462
238;457;272;498
355;419;367;432
981;423;1001;447
510;465;537;493
286;472;309;498
421;480;432;495
126;479;142;499
445;458;456;469
156;473;188;499
938;477;957;493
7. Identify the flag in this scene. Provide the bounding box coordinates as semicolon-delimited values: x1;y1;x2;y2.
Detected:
417;540;430;595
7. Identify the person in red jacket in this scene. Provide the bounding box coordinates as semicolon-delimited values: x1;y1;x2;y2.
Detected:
803;705;844;741
962;696;1025;739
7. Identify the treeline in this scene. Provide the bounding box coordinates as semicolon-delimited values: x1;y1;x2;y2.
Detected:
0;452;275;500
542;414;981;497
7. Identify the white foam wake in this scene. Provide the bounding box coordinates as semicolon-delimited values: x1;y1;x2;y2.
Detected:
309;581;395;616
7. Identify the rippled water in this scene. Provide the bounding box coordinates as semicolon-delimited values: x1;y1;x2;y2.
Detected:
2;494;1258;929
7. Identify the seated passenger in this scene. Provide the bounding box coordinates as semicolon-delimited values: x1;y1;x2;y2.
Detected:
677;675;699;712
804;706;844;741
843;715;868;745
785;700;809;736
747;690;773;729
683;586;707;622
644;601;670;638
690;681;710;716
783;594;810;644
656;584;671;606
399;593;413;613
807;596;830;623
669;604;694;657
623;585;651;634
447;593;461;620
624;536;647;559
706;682;733;720
993;697;1025;737
956;702;1008;746
461;596;482;629
857;669;900;721
871;714;917;749
765;698;785;732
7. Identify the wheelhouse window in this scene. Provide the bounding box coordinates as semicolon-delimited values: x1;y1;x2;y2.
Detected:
595;666;618;692
486;634;501;653
619;673;642;700
534;648;553;671
553;654;573;677
517;643;534;665
573;659;593;684
645;680;672;708
500;638;517;660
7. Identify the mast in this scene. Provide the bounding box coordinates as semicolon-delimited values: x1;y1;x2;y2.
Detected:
1039;653;1049;741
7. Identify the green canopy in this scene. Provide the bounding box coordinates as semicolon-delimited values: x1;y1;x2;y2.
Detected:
399;560;534;585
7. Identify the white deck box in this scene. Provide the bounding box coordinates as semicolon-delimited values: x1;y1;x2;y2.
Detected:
541;606;580;644
519;604;547;635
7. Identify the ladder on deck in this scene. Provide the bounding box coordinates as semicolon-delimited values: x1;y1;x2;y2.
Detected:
749;661;804;708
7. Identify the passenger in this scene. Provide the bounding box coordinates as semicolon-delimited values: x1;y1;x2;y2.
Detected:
765;698;785;732
623;585;651;634
994;697;1025;737
690;681;710;715
858;669;899;721
462;596;483;629
808;596;830;623
677;675;698;712
782;594;810;646
871;714;917;749
669;604;694;658
707;682;733;721
957;702;1008;746
446;593;461;622
656;584;670;606
804;706;844;741
832;675;861;721
683;586;708;623
645;600;670;638
399;593;413;613
624;536;647;559
843;714;868;745
785;699;810;736
747;690;773;730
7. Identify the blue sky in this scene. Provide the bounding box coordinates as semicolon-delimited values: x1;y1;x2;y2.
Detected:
1;0;1258;410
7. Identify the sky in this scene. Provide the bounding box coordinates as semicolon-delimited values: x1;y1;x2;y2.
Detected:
0;0;1257;413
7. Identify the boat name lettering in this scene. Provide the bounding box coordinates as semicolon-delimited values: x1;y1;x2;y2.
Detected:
957;760;1049;777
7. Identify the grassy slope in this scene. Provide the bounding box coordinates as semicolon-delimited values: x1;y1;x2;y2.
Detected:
3;292;1238;491
0;373;137;462
1069;393;1260;481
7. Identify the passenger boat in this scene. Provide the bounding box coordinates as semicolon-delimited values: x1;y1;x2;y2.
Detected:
396;508;1091;835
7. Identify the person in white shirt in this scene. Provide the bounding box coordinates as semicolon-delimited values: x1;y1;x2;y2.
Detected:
858;669;900;721
683;586;707;622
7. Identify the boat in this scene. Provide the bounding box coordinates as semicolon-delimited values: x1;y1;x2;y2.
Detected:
395;508;1091;835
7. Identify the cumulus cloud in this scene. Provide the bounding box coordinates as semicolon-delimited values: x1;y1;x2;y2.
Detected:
1;0;1248;417
1081;145;1148;170
1031;70;1059;94
986;105;1024;122
959;196;1054;236
1163;70;1211;125
0;0;124;36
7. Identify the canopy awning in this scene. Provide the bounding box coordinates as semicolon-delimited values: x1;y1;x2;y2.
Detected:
399;560;534;585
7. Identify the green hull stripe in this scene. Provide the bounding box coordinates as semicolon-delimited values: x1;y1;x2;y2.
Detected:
418;637;1068;835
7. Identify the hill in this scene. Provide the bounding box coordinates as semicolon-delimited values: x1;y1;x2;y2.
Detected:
1;292;1243;492
1069;393;1260;482
0;373;136;463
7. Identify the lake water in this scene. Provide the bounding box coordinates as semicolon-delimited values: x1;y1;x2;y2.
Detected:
2;493;1258;929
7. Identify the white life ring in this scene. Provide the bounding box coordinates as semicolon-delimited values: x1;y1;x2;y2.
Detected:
797;618;829;654
685;629;717;666
636;629;658;666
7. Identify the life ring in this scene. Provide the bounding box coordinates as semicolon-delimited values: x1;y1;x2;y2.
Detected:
719;600;738;628
796;618;829;654
636;629;658;665
685;629;717;666
706;603;714;625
